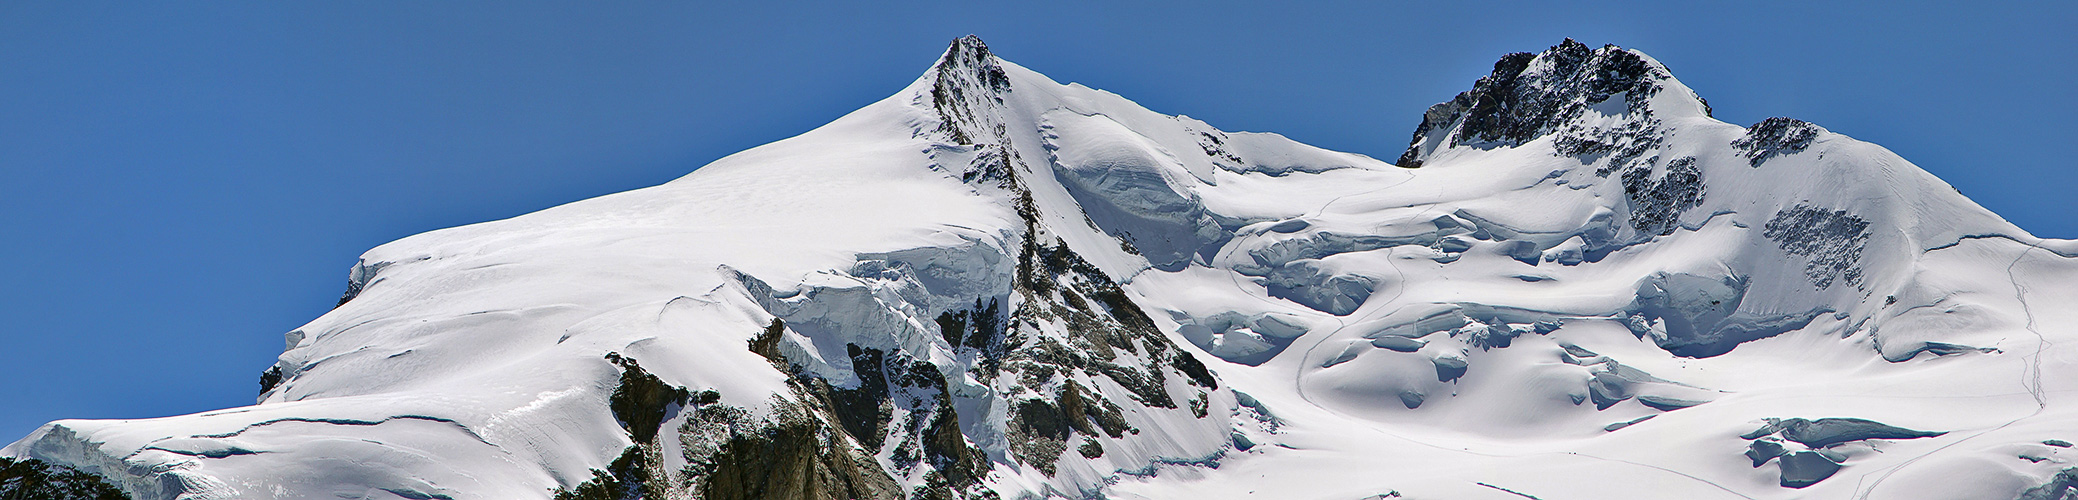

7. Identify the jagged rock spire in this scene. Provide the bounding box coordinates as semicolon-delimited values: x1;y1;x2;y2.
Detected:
929;35;1012;146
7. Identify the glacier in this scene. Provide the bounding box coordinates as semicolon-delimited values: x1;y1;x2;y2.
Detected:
8;36;2078;500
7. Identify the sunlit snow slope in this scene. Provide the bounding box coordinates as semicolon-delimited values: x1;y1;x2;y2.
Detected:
10;37;2078;500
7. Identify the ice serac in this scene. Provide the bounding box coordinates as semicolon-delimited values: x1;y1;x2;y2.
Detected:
10;37;2078;500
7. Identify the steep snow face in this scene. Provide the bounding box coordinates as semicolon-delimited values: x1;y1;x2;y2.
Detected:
11;37;2078;500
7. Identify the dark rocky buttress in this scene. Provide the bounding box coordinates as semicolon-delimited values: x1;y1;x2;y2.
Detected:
1397;39;1688;168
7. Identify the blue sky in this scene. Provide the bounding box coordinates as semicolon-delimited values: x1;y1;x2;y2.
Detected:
1;1;2071;440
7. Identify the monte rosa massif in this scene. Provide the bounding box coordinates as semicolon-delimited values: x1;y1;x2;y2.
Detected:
7;37;2078;500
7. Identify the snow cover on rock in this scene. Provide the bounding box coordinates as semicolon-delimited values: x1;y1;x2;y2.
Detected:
10;37;2078;500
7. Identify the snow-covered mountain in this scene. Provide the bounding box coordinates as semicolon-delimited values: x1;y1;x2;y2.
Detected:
9;36;2078;500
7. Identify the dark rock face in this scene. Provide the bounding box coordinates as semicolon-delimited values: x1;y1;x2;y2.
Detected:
1171;351;1218;389
926;35;1018;187
257;365;283;395
930;36;1011;147
1620;157;1706;236
557;349;908;500
334;280;363;308
0;457;131;500
1763;204;1871;290
829;344;895;451
1006;380;1133;477
747;318;990;499
695;409;905;500
604;353;691;444
911;369;990;498
334;260;388;308
935;299;1003;351
1732;117;1821;167
1398;39;1676;168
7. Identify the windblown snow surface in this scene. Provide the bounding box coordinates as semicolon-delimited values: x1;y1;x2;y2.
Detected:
11;37;2078;500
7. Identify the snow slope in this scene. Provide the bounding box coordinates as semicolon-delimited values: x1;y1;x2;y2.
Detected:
10;37;2078;500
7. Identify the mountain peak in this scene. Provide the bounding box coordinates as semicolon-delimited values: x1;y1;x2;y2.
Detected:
940;35;995;66
926;35;1012;146
1397;39;1710;168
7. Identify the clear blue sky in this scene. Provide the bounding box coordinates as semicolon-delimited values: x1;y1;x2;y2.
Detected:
2;1;2072;440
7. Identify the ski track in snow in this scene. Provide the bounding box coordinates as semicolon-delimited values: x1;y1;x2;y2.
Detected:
1853;238;2058;499
1288;198;1428;410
